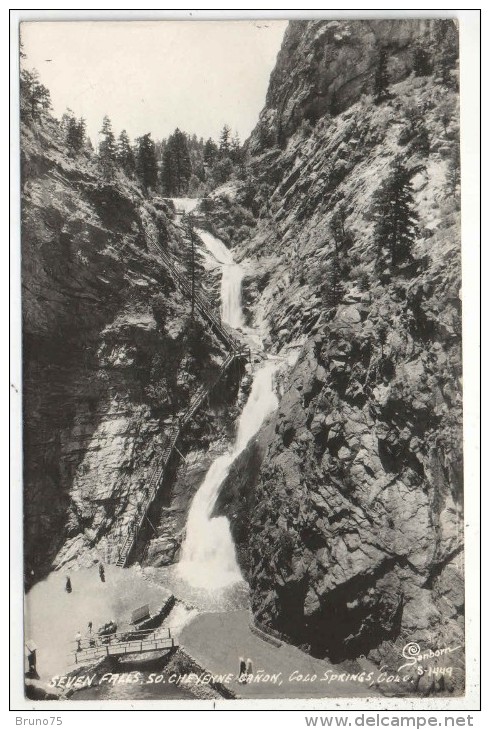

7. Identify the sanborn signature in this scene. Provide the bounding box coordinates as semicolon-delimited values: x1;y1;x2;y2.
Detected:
398;641;462;675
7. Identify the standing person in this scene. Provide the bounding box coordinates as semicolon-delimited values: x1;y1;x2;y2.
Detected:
75;631;82;652
246;658;253;680
65;576;72;593
98;563;105;582
25;640;38;678
88;621;92;634
238;656;246;683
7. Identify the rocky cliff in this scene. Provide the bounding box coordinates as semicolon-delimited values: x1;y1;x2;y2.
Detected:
215;18;463;692
21;111;229;586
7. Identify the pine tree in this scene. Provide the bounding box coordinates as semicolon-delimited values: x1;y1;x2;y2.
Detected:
446;144;461;201
413;43;432;77
230;132;242;163
136;133;158;193
211;156;233;185
398;104;431;155
439;101;454;137
182;213;198;319
20;69;51;121
330;202;354;251
187;174;202;197
372;158;418;269
434;20;459;89
98;115;117;178
203;138;218;167
374;48;390;104
322;259;343;310
219;124;231;155
160;146;174;195
117;130;135;177
321;204;353;311
160;128;192;195
66;116;86;155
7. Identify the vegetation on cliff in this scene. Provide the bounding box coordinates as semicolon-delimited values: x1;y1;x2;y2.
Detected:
211;19;463;693
20;69;227;585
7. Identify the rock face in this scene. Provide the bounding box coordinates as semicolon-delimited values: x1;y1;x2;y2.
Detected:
250;19;458;152
21;112;227;584
215;19;463;691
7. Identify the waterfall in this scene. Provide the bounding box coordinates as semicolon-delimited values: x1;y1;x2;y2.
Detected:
177;360;279;589
197;229;244;329
169;197;200;214
170;200;245;330
169;199;279;590
176;217;278;590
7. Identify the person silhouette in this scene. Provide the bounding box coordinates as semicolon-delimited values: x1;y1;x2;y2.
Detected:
25;640;38;679
246;658;253;679
238;657;246;683
65;576;72;593
98;564;105;582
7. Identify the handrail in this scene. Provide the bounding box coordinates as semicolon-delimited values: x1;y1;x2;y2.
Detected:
112;230;250;567
146;235;242;352
71;633;178;664
70;627;172;649
113;349;248;567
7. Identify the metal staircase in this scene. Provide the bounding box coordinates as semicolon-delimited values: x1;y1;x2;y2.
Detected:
113;234;249;567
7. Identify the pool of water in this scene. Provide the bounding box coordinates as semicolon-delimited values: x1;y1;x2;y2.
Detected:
145;564;249;612
24;565;172;682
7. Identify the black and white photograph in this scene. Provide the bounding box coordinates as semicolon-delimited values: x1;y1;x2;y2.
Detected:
11;11;480;711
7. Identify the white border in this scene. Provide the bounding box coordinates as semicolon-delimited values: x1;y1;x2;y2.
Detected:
8;5;481;717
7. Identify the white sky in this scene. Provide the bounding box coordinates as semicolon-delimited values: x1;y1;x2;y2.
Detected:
21;20;288;145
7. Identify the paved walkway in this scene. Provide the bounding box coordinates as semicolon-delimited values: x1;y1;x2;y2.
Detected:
180;609;378;699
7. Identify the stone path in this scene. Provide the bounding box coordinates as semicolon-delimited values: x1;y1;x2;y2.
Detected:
180;609;379;699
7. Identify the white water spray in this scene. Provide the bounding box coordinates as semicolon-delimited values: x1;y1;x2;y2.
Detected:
197;229;244;329
170;197;200;215
177;359;280;589
170;198;279;590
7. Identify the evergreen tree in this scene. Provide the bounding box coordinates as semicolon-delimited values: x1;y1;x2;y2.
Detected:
20;69;51;121
230;132;242;164
85;136;95;155
330;202;354;251
187;174;203;197
203;137;218;167
117;130;135;177
322;259;343;309
439;101;454;136
372;158;418;269
66;115;86;155
182;213;198;319
374;48;390;104
160;146;173;195
219;124;231;155
413;43;432;77
211;156;233;185
160;128;192;195
398;103;431;155
136;133;158;193
434;20;459;88
446;144;461;201
321;204;353;311
98;115;117;178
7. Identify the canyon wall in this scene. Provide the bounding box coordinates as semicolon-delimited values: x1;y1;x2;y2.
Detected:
215;18;463;691
21;112;228;585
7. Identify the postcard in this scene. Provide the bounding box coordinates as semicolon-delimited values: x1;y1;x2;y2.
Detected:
12;13;480;712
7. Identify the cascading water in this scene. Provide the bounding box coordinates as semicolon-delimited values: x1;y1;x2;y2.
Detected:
197;229;244;329
168;198;279;592
170;199;245;329
177;359;279;589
